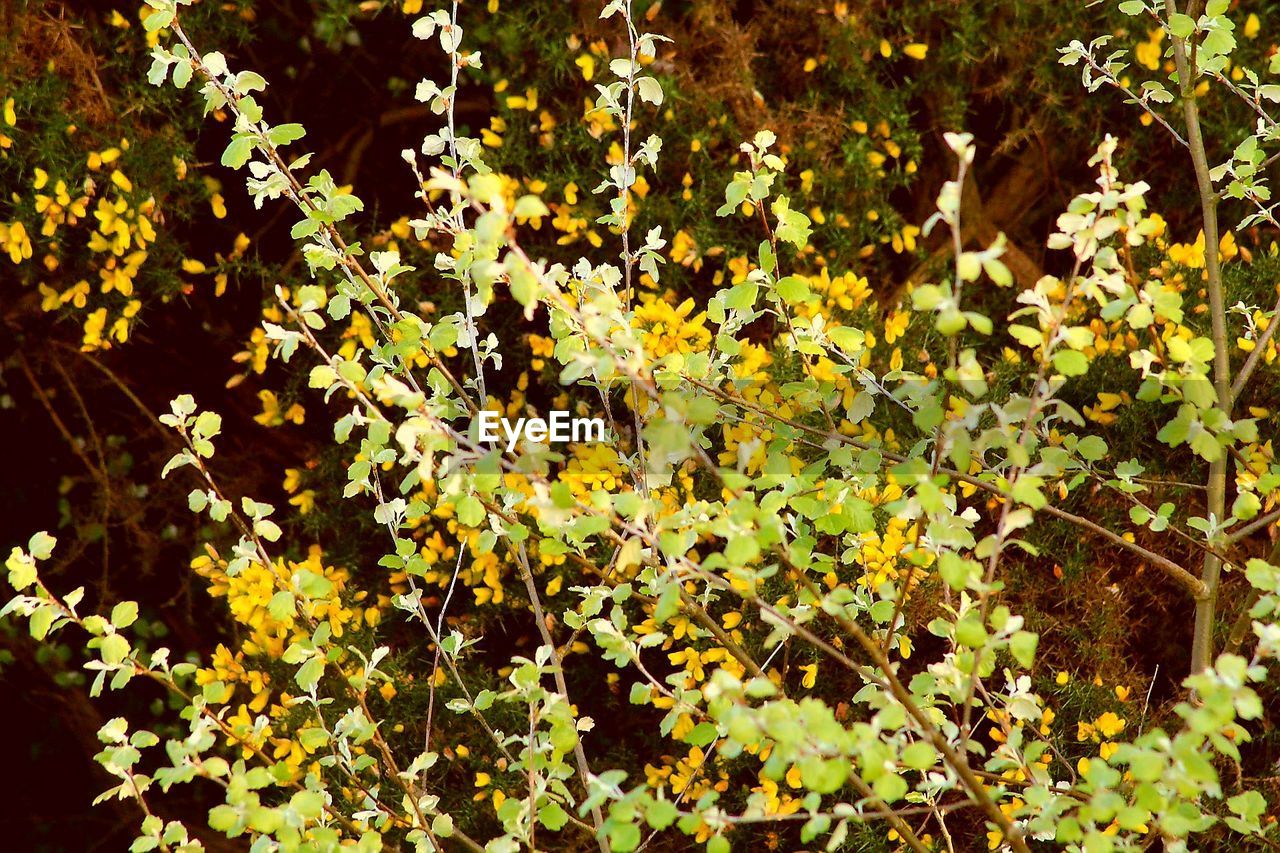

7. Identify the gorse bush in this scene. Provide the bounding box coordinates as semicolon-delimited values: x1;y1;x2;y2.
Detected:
5;0;1280;850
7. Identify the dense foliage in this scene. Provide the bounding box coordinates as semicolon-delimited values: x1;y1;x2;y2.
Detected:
4;0;1280;850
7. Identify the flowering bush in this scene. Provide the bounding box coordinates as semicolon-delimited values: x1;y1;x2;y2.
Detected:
5;0;1280;851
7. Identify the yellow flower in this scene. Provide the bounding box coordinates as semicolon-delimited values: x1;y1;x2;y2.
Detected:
1219;230;1238;262
82;307;108;351
39;283;60;311
1135;29;1165;71
1168;231;1207;268
1094;712;1126;739
289;490;317;515
575;54;595;81
890;224;920;253
883;309;909;344
633;294;711;358
904;43;928;60
255;390;285;426
1;221;33;264
799;663;818;689
670;229;701;270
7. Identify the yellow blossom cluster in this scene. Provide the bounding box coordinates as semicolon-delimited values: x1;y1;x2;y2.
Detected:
3;122;243;350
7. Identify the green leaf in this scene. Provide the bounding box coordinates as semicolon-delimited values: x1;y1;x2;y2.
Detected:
29;606;56;640
1227;790;1267;821
938;553;976;591
955;617;987;648
234;71;267;94
100;633;131;665
901;741;937;770
724;281;758;311
1232;491;1261;521
1076;435;1108;462
268;590;296;621
193;410;222;438
29;531;57;561
1052;349;1089;377
635;76;664;106
775;275;811;302
143;10;174;32
1169;13;1196;39
608;822;641;852
1008;324;1044;348
874;770;908;802
291;790;325;819
513;195;550;219
268;123;306;146
456;494;485;527
684;722;718;747
1010;630;1038;668
431;814;454;837
6;549;37;590
203;51;228;77
645;798;679;830
296;569;333;599
295;656;324;691
724;535;760;565
799;756;848;793
771;197;812;249
111;601;139;630
538;802;570;831
221;136;253;169
653;582;681;624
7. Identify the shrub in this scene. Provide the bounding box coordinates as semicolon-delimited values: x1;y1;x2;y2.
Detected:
4;0;1280;851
